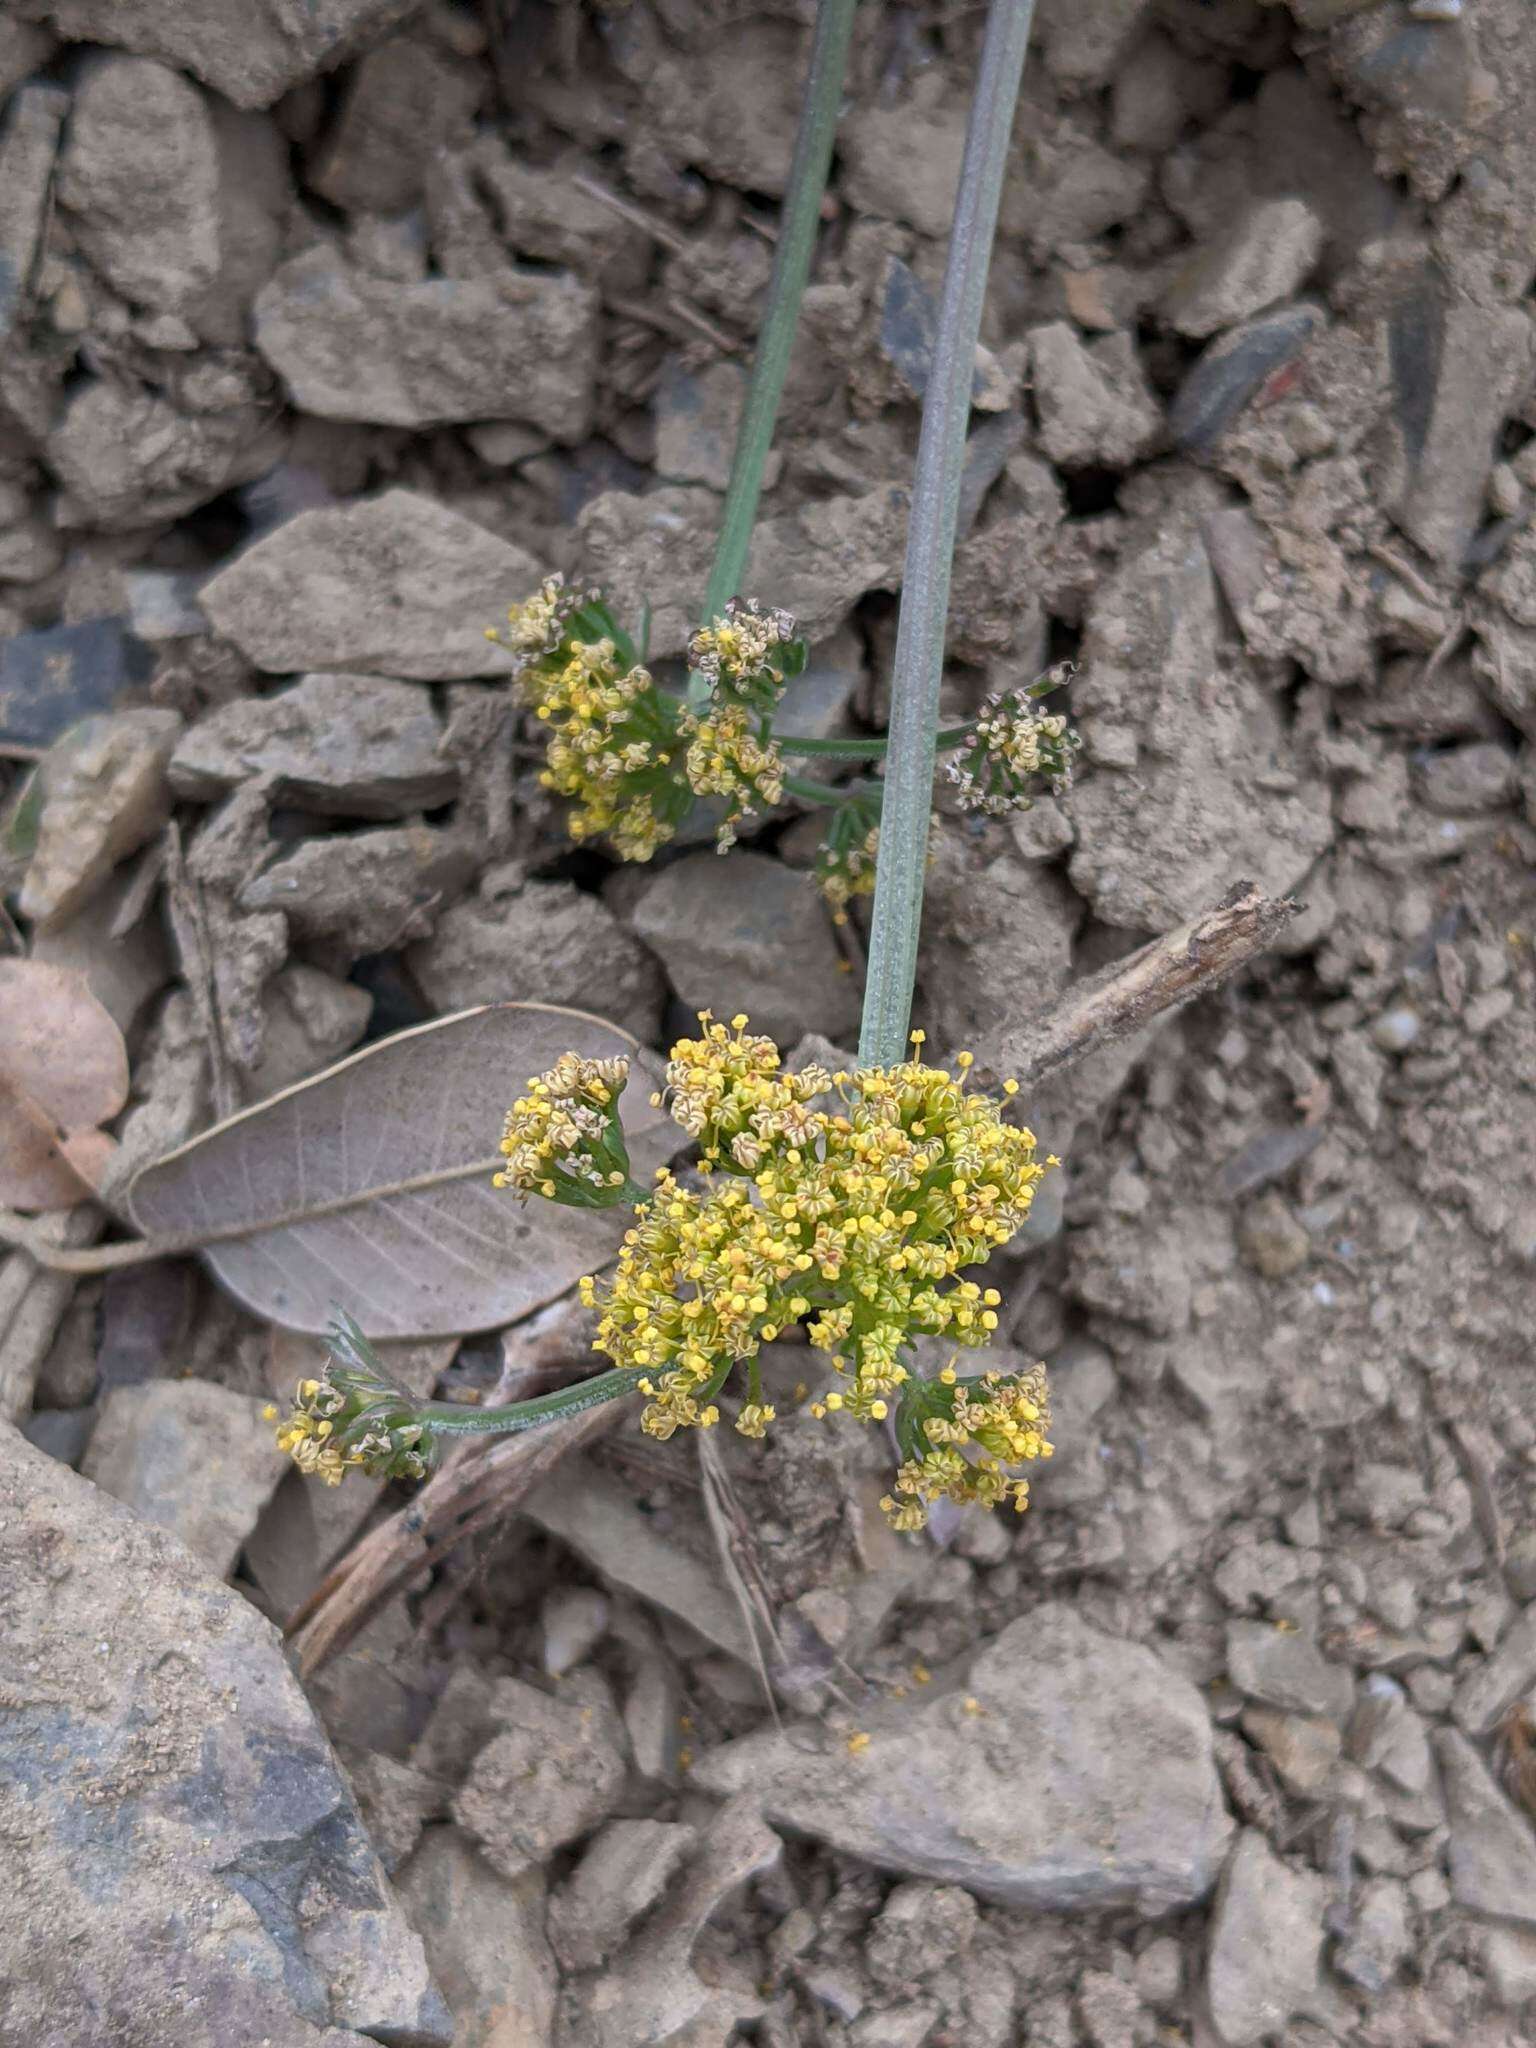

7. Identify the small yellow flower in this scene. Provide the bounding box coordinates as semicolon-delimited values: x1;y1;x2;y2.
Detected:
945;667;1079;816
495;1052;635;1209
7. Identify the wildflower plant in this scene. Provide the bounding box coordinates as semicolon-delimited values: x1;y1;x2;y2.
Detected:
278;0;1064;1535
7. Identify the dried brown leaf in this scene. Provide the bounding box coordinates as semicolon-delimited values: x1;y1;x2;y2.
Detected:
126;1002;677;1339
0;961;129;1209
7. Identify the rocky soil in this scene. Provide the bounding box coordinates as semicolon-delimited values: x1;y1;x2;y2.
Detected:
2;1;1536;2044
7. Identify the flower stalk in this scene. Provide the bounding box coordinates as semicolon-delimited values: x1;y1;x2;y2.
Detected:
858;0;1038;1067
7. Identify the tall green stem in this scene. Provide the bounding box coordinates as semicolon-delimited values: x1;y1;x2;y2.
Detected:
699;0;858;629
858;0;1035;1067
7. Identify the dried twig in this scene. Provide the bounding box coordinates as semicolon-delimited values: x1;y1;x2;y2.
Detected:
0;1204;100;1423
983;881;1297;1088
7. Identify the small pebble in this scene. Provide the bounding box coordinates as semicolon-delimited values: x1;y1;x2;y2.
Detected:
1370;1007;1421;1054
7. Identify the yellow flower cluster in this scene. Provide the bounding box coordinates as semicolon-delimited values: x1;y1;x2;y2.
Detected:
275;1384;369;1487
687;598;800;710
945;670;1079;818
576;1014;1056;1522
678;701;786;852
494;1052;635;1207
273;1350;430;1488
882;1361;1052;1529
489;577;688;862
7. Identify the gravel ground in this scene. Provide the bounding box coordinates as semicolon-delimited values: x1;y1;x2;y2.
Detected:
2;3;1536;2045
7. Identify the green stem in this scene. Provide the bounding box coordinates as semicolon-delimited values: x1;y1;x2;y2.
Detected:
858;0;1035;1068
698;0;858;632
783;771;859;807
778;722;976;760
415;1369;636;1439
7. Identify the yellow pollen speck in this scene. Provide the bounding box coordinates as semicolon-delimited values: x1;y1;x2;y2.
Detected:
847;1731;872;1757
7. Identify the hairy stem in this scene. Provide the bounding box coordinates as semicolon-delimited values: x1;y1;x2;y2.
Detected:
413;1368;636;1438
858;0;1036;1067
698;0;858;637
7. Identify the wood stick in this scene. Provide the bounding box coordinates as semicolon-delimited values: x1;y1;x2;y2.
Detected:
983;880;1296;1089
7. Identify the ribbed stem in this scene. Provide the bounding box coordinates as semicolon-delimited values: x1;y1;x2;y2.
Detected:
857;0;1036;1067
698;0;858;633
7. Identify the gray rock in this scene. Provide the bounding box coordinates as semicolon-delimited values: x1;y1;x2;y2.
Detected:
540;1586;611;1682
630;851;861;1046
18;708;181;929
1067;525;1334;930
343;1750;440;1875
694;1603;1233;1911
865;1883;979;1990
408;879;664;1043
877;257;1012;408
842;77;967;239
396;1826;556;2048
1237;1193;1311;1278
256;248;597;438
1417;740;1519;814
1029;322;1162;468
1381;289;1535;569
201;489;540;681
919;836;1081;1054
239;823;475;958
0;616;153;749
1034;0;1153;88
1370;1005;1421;1053
247;961;374;1099
21;1405;94;1465
1453;1606;1536;1736
1076;1971;1142;2048
472;140;650;293
1071;1216;1192;1336
58;54;286;343
523;1454;756;1666
13;0;420;109
0;82;67;346
1334;1876;1413;1995
1240;1708;1341;1797
1169;302;1326;454
1227;1620;1353;1722
1482;1924;1536;2008
578;482;905;660
453;1676;627;1881
1162;199;1324;340
171;672;457;817
570;1798;781;2048
124;568;209;643
82;1378;286;1578
0;1427;448;2045
0;19;54;98
654;358;752;492
308;31;480;215
1204;1830;1326;2047
1437;1728;1536;1926
49;377;285;531
549;1819;698;1973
